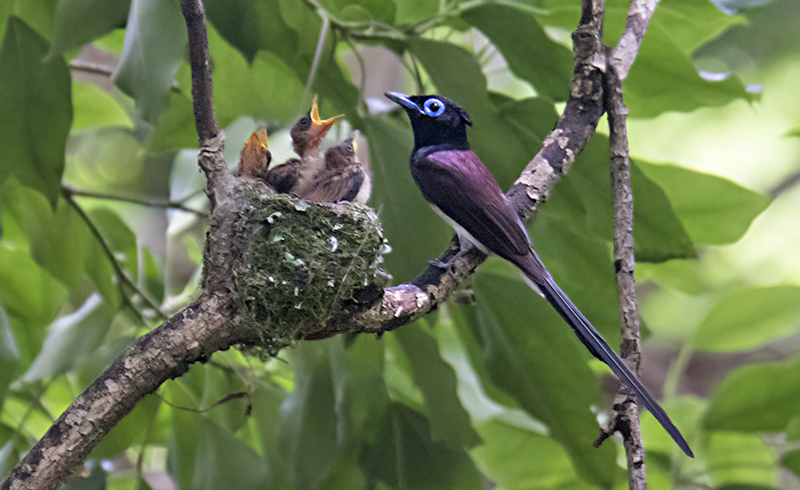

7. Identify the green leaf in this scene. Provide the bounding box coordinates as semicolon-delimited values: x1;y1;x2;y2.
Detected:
91;395;160;459
361;402;483;490
204;0;299;62
19;293;114;382
0;16;72;206
697;0;800;75
329;335;389;445
705;358;800;432
694;286;800;352
192;417;270;490
48;0;130;57
631;160;697;261
208;26;306;127
71;81;133;132
471;419;595;490
395;0;437;24
1;181;86;289
251;381;289;487
624;24;751;118
492;94;559;149
783;447;800;480
531;212;622;341
62;463;107;489
706;432;778;487
0;0;58;41
0;306;19;410
394;322;482;449
321;0;396;24
112;0;187;123
636;259;710;295
650;0;746;53
0;439;20;483
146;91;198;152
363;116;453;282
637;161;770;245
545;134;696;262
461;4;572;100
279;342;343;490
0;247;66;371
471;272;618;488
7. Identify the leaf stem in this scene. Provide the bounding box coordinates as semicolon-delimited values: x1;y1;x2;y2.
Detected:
63;189;168;321
63;185;209;217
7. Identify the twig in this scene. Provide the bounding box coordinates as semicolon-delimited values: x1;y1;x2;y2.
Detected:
610;0;659;79
69;59;115;77
180;0;218;143
64;185;209;217
770;167;800;198
604;51;647;490
301;16;330;112
155;391;250;413
64;189;168;321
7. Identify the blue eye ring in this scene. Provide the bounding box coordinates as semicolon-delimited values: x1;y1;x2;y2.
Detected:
423;98;445;117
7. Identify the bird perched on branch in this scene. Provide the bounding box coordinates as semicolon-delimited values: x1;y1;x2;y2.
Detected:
296;130;371;204
265;95;345;194
385;91;694;458
237;127;271;181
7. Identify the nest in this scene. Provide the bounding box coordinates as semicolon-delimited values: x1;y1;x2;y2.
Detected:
227;181;390;355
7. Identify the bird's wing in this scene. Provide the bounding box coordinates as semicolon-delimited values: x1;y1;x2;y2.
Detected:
415;150;530;263
298;165;365;203
265;159;301;194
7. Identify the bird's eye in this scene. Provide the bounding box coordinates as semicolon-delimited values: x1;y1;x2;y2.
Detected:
299;117;310;127
423;98;445;117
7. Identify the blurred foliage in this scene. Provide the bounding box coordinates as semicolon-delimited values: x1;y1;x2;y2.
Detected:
0;0;799;489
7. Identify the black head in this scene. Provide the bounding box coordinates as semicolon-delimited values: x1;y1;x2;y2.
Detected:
385;92;471;152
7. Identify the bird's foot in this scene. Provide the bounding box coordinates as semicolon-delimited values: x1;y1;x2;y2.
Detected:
428;249;468;280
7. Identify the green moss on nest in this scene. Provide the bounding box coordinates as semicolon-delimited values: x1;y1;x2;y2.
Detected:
229;182;390;354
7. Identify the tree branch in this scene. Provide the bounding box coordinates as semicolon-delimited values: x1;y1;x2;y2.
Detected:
604;53;648;490
0;295;255;490
610;0;659;79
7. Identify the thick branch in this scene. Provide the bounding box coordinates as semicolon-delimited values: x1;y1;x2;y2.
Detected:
610;0;659;79
0;295;255;490
605;57;648;490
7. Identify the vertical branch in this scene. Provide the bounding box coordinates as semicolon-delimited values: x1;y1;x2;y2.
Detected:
606;58;647;490
610;0;659;79
180;0;218;143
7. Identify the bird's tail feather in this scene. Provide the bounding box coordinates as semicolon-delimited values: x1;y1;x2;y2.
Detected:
526;269;694;458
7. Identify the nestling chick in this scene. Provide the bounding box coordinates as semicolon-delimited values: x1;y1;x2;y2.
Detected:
237;127;271;181
265;95;344;194
297;130;371;204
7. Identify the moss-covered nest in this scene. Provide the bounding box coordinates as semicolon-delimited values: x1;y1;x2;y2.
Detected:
228;182;390;353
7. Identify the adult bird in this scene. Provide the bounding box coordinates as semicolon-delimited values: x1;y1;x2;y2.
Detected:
265;95;345;194
237;127;271;181
385;91;693;458
296;130;372;204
